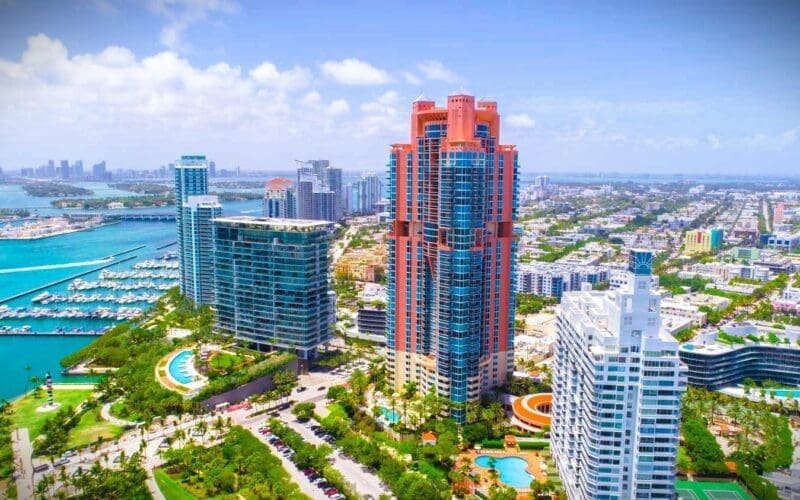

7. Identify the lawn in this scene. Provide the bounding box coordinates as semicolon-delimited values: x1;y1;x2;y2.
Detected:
209;352;244;371
109;399;143;422
154;468;197;500
67;407;124;449
10;388;94;439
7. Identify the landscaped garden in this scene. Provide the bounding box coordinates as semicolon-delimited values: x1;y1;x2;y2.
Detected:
679;386;793;499
155;426;309;499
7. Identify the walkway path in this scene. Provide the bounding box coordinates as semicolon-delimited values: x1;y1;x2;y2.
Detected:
100;399;139;427
11;427;34;500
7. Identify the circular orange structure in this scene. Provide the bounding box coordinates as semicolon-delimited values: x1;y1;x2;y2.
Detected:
512;393;553;428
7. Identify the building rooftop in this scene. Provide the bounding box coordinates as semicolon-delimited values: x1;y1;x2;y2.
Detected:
213;216;335;231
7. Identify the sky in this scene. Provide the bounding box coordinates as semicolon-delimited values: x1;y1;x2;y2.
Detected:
0;0;798;175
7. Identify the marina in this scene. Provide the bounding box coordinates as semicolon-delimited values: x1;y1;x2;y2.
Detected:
0;305;144;320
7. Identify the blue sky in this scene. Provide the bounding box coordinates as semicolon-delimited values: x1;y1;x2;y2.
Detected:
0;0;798;175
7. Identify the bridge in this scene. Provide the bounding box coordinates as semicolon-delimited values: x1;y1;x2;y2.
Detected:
68;213;176;222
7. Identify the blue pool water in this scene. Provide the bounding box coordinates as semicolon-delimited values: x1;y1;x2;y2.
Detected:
766;388;799;398
475;455;533;489
379;406;401;423
683;344;694;351
168;350;194;384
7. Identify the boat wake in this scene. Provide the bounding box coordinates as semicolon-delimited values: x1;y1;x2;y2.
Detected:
0;257;114;274
239;209;260;214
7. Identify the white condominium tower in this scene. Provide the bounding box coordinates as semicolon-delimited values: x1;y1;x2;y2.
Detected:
551;250;687;499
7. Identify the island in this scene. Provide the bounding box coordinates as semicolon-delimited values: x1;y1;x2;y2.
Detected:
109;182;172;195
50;195;174;209
21;181;94;197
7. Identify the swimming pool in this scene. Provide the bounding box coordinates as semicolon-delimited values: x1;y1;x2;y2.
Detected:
765;388;799;398
475;455;533;489
168;350;195;384
379;406;401;423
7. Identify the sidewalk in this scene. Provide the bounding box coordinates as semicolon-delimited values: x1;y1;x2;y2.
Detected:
11;427;33;500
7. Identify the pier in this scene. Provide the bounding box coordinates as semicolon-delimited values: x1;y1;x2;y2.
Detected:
0;255;138;305
1;331;105;337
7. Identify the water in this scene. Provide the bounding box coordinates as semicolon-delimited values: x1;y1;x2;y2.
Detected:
0;336;99;401
765;388;800;398
0;195;262;400
168;350;194;384
474;455;534;488
379;406;401;423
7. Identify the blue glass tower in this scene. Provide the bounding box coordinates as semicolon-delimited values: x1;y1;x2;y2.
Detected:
175;155;219;305
212;217;334;364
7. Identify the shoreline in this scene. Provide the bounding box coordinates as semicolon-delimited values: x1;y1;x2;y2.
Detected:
0;220;120;240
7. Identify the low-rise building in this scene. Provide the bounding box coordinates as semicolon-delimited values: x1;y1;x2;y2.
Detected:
516;261;608;299
335;244;387;282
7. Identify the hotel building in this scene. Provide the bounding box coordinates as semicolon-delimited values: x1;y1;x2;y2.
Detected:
684;227;724;255
386;95;519;418
212;217;334;366
263;177;297;219
551;250;687;499
175;155;220;305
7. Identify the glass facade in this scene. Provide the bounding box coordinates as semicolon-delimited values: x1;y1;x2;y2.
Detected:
175;155;218;305
212;217;333;360
387;96;518;419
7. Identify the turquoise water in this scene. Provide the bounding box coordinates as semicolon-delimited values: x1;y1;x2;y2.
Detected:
765;388;799;398
168;350;194;384
380;406;401;423
0;194;262;400
475;455;533;489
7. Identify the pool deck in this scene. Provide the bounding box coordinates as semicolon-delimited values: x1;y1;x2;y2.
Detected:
459;448;549;494
155;347;207;397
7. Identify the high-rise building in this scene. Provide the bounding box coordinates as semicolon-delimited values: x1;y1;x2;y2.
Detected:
92;161;109;181
351;172;383;214
263;177;296;218
73;160;83;179
208;160;216;178
309;159;329;178
59;160;70;179
213;217;334;366
533;175;550;190
387;95;519;418
325;167;343;219
183;195;222;304
296;180;314;219
295;161;341;222
551;250;687;499
175;155;218;305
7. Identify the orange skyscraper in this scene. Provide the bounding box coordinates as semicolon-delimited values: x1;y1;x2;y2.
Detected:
387;95;519;419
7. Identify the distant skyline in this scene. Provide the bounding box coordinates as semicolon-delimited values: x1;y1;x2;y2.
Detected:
0;1;798;174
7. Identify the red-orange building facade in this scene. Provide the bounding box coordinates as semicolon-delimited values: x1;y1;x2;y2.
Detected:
387;95;519;418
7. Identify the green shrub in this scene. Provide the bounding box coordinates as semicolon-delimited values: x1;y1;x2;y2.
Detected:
481;439;505;449
518;441;549;450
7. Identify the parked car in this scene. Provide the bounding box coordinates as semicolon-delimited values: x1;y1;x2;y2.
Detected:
53;458;69;467
61;449;78;459
33;464;49;474
296;386;307;392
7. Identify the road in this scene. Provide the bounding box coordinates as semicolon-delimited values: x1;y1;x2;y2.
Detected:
21;364;382;498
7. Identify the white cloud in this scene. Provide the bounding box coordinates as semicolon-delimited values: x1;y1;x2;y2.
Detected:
707;134;721;150
743;127;799;150
320;58;390;85
326;99;350;116
417;60;459;83
300;90;322;107
353;91;406;137
147;0;239;51
402;71;422;85
0;34;375;168
249;62;311;92
506;113;536;128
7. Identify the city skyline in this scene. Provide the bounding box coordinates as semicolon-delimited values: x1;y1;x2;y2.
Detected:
0;1;798;174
